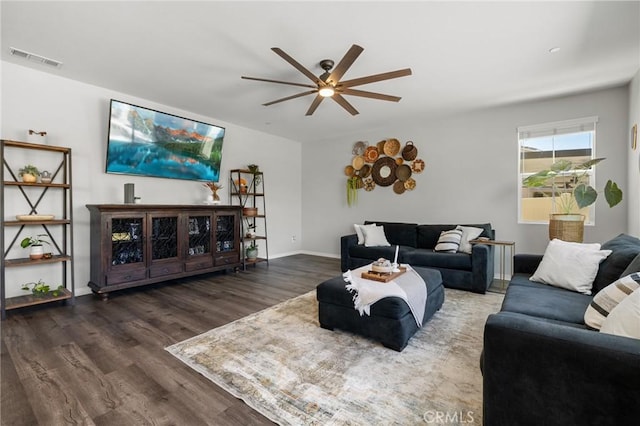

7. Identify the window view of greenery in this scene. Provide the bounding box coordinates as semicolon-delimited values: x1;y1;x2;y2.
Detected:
519;130;594;223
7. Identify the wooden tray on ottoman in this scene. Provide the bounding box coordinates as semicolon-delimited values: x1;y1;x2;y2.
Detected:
361;266;407;283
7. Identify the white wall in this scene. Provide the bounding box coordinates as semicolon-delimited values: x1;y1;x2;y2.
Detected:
302;86;631;260
1;61;302;297
2;61;635;299
628;69;640;236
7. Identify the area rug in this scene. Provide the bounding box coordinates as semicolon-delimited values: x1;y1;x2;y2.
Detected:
166;288;504;425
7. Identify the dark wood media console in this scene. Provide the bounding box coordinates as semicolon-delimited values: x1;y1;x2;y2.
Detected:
86;204;241;300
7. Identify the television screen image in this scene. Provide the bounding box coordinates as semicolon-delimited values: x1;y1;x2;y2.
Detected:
106;99;225;182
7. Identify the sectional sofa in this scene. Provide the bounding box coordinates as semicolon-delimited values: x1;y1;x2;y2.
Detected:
341;221;495;293
482;234;640;425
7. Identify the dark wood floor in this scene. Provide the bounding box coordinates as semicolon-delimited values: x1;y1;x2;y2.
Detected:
1;254;341;426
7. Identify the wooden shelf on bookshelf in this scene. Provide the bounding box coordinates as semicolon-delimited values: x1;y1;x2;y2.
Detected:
4;288;73;311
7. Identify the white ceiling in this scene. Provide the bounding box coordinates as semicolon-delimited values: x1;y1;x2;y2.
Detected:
2;1;639;143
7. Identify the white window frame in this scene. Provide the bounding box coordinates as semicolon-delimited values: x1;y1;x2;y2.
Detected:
517;116;598;225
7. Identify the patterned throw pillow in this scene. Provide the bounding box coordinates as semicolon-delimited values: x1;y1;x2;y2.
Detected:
584;273;640;330
434;229;463;253
600;287;640;339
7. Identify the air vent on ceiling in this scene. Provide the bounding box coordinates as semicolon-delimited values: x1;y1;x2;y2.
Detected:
9;47;63;68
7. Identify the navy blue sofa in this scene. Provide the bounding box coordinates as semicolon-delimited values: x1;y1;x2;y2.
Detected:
482;234;640;426
341;221;495;294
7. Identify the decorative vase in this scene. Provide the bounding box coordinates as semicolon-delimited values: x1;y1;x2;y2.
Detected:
549;213;585;242
40;171;52;183
29;245;44;260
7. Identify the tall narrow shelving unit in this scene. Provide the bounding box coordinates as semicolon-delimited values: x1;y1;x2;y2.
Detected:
230;169;268;269
1;140;75;319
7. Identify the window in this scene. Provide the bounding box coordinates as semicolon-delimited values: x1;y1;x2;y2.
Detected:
518;116;598;224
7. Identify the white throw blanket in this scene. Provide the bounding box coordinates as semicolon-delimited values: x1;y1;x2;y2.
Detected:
343;264;427;327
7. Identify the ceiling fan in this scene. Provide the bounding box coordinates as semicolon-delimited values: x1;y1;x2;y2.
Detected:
241;44;412;116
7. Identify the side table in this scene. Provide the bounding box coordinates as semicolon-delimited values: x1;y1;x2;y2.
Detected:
470;239;515;284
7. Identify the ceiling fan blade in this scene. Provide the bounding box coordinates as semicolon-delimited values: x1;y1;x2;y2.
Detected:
340;88;401;102
339;68;412;88
327;44;364;84
305;95;325;116
332;94;359;116
241;76;316;89
263;90;317;106
271;47;322;85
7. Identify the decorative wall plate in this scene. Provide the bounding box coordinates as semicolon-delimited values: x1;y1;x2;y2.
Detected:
364;178;376;191
383;138;401;157
371;156;398;187
358;164;372;178
344;165;355;176
352;141;367;155
364;146;379;163
411;159;425;173
352;155;365;170
404;178;416;190
396;164;412;182
393;180;406;194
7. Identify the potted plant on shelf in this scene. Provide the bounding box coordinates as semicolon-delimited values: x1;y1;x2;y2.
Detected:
247;164;261;186
522;158;623;242
21;279;64;297
20;234;50;260
18;164;40;183
246;240;258;261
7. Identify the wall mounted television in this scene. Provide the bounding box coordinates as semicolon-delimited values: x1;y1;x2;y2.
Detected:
106;99;225;182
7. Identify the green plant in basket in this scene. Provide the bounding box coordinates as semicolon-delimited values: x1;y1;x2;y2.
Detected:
522;158;622;213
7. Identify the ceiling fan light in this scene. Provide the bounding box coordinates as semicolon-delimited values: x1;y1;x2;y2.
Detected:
319;86;335;97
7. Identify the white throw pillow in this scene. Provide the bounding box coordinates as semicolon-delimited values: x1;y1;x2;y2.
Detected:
585;273;640;330
354;223;377;245
354;224;364;245
530;239;612;295
362;225;391;247
434;229;463;253
600;287;640;339
456;225;485;254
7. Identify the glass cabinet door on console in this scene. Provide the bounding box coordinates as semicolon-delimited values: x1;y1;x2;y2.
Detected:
185;213;214;272
107;215;146;284
148;213;182;278
214;210;239;266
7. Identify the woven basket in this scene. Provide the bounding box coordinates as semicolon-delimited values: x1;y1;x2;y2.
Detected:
548;214;585;242
242;207;258;217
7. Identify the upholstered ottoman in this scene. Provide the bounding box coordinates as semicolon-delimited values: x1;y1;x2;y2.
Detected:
316;266;444;351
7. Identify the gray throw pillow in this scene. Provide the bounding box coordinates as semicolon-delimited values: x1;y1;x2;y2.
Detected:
592;234;640;293
621;253;640;277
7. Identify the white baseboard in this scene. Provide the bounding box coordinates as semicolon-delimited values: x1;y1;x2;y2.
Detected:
268;250;340;260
